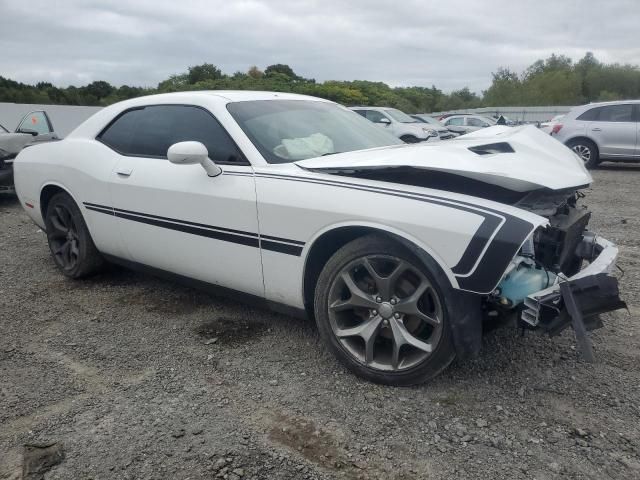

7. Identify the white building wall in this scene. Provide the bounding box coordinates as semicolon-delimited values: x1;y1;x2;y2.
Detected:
0;103;102;137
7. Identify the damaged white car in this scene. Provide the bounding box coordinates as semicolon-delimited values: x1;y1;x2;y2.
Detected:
14;92;625;385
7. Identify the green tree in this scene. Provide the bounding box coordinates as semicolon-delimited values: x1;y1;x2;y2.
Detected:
187;63;224;84
264;64;298;79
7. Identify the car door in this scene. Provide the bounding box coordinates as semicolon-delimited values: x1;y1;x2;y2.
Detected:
444;116;467;134
584;104;636;158
15;111;58;143
101;104;264;297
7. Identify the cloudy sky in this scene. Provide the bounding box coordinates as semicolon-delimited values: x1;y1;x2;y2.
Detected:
1;0;638;93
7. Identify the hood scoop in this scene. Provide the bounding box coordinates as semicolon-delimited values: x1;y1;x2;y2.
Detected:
468;142;515;155
296;125;592;192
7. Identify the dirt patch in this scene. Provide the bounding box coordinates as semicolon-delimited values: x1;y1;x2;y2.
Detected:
194;317;268;346
267;413;417;480
268;414;346;470
22;442;65;480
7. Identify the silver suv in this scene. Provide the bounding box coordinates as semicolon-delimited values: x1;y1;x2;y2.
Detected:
552;100;640;168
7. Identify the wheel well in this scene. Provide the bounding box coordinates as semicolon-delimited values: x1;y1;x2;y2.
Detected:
40;185;67;219
301;226;453;317
302;227;379;316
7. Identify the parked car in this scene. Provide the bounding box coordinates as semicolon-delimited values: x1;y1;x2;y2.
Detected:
437;113;472;121
410;115;458;139
551;101;639;168
441;114;496;135
0;110;58;193
349;107;439;143
15;91;624;385
539;115;565;135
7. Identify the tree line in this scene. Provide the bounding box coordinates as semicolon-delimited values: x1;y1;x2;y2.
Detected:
1;53;638;113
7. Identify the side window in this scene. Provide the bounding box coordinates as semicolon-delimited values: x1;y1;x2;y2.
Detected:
365;110;388;123
98;105;245;164
576;107;599;121
446;117;464;126
17;111;52;135
577;105;633;122
467;117;487;127
598;104;633;122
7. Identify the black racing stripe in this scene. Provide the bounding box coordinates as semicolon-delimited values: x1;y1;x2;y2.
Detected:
260;233;305;246
255;172;509;215
84;202;304;256
84;201;113;210
85;205;115;216
113;210;260;248
254;172;502;275
86;201;260;239
112;206;260;239
254;172;536;293
450;214;502;275
260;239;304;256
456;216;534;292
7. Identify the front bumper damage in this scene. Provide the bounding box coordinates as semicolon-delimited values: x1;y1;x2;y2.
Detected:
522;232;626;335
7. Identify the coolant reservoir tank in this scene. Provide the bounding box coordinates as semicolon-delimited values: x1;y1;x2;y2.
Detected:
498;261;556;307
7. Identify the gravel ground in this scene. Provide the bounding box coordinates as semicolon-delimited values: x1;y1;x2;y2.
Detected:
1;166;639;480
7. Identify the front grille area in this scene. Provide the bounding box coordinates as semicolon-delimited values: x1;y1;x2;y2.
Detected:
535;205;591;275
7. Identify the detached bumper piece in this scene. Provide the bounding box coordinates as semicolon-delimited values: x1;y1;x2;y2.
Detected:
522;234;626;358
0;158;14;193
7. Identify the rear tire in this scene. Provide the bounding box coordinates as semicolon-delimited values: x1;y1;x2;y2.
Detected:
566;138;599;169
44;192;104;278
314;234;456;386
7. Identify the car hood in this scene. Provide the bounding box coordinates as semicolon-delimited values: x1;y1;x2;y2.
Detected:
296;125;592;192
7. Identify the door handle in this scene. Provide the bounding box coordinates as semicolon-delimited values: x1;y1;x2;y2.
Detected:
115;167;133;177
591;128;602;132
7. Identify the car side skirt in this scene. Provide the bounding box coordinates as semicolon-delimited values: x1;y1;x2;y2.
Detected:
102;253;309;320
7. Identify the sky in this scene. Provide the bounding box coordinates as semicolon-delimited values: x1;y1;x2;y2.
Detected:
1;0;638;93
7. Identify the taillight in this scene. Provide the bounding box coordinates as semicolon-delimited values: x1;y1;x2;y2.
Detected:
551;124;563;135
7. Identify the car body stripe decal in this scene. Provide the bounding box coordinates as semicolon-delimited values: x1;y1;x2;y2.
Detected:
82;202;303;256
246;172;506;274
241;171;535;294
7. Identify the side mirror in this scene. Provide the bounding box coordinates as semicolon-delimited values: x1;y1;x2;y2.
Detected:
377;118;391;125
18;128;39;136
167;141;222;177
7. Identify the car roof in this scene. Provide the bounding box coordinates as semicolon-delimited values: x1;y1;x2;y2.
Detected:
567;99;640;117
126;90;330;105
582;99;640;107
349;106;397;111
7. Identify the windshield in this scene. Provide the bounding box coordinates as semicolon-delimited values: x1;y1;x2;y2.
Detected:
415;115;444;127
384;108;417;123
227;100;402;163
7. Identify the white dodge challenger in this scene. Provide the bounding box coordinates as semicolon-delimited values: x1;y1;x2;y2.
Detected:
14;91;624;385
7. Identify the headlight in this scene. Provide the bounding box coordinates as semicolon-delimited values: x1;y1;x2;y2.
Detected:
422;128;438;138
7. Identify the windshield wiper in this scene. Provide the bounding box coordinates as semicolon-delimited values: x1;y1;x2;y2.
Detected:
321;151;343;156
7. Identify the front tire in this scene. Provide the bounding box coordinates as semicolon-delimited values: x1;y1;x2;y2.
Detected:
314;234;456;386
566;138;599;169
44;192;104;278
400;135;420;144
